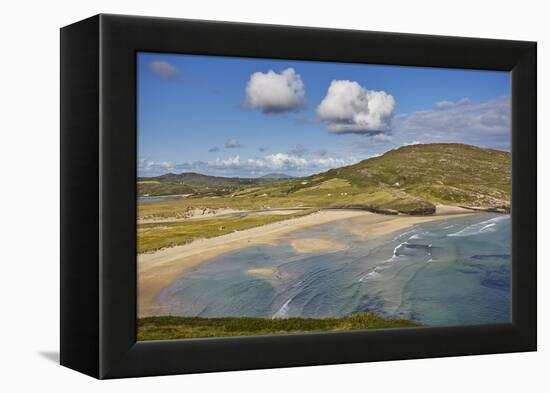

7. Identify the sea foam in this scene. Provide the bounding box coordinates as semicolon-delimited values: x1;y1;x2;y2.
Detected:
448;215;509;237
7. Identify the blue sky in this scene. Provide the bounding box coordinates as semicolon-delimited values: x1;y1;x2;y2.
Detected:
138;52;510;177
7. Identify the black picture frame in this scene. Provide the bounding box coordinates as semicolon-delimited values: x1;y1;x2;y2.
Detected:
60;14;537;379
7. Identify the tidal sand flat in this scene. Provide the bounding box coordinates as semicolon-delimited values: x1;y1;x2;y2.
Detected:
138;209;370;316
154;213;510;326
290;237;348;254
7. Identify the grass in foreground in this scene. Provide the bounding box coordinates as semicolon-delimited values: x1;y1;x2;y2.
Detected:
137;312;419;340
138;209;317;253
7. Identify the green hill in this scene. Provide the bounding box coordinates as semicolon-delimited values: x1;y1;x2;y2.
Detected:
138;172;282;197
287;143;510;214
138;143;510;217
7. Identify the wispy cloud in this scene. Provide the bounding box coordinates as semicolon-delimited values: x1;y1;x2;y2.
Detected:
225;138;242;148
395;96;510;135
434;97;470;110
147;61;180;80
208;146;220;152
288;144;307;156
400;141;421;147
138;159;189;174
371;133;393;143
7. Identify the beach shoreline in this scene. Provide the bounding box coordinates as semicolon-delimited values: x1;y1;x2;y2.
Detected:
138;205;477;317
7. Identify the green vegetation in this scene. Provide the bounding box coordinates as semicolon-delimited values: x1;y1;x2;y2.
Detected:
324;143;510;209
138;209;317;253
138;193;306;220
139;144;510;218
267;143;510;213
137;144;511;253
138;172;281;197
137;312;419;340
138;181;195;197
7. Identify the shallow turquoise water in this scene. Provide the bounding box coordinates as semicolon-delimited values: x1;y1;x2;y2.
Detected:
157;213;511;326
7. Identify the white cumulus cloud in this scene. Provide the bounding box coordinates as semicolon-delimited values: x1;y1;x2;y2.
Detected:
263;153;307;170
245;68;305;113
139;152;357;177
317;80;395;134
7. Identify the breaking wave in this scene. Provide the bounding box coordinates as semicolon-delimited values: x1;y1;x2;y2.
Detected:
448;215;509;237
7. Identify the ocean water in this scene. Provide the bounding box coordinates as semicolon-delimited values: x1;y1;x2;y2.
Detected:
138;194;191;204
157;213;511;326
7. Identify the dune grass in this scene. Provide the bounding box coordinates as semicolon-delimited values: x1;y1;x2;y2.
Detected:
138;181;196;197
138;209;317;253
137;185;428;220
137;312;419;340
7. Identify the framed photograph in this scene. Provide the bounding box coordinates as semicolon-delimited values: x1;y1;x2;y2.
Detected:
60;14;536;379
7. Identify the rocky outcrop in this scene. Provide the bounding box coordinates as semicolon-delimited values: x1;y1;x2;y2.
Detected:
330;204;399;215
400;204;436;216
459;205;510;214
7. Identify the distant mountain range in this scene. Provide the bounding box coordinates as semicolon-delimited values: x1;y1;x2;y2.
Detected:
138;143;510;214
153;172;257;187
259;173;294;179
138;171;280;197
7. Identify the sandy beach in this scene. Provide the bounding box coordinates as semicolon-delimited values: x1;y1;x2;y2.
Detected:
138;205;475;317
339;205;474;238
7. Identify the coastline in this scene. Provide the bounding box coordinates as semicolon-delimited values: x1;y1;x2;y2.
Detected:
138;205;476;317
